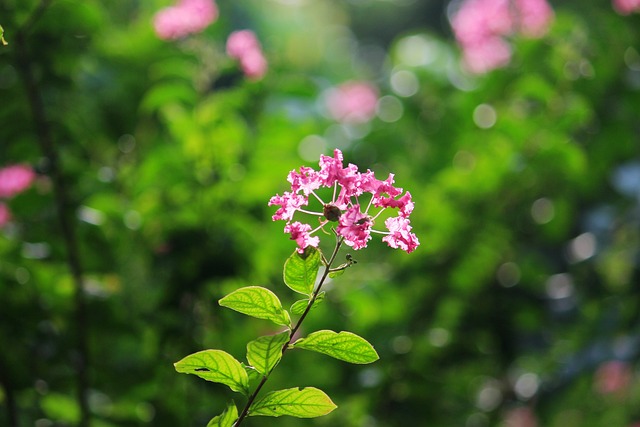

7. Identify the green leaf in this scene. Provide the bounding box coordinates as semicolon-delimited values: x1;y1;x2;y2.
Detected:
249;387;337;418
246;331;290;376
174;350;249;394
0;24;7;46
207;402;238;427
328;269;345;279
243;364;262;383
219;286;291;326
283;247;321;295
292;330;379;364
290;292;326;315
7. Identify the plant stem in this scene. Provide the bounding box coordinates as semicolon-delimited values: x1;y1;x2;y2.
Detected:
15;7;91;426
233;237;344;427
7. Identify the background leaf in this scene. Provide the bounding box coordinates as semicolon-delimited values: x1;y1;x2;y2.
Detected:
219;286;291;326
174;350;249;394
249;387;337;418
292;330;379;364
283;247;321;295
246;331;290;376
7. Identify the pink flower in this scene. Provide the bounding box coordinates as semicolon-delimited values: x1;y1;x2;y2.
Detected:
336;205;372;250
269;149;419;253
284;222;320;253
0;164;35;199
451;0;554;74
226;30;268;80
269;192;308;222
325;82;379;124
382;217;420;253
153;0;218;40
594;360;632;395
0;202;10;228
613;0;640;14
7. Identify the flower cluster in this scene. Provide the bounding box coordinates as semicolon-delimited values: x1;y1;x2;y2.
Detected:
269;149;419;253
153;0;218;40
226;30;268;80
451;0;554;74
0;164;36;228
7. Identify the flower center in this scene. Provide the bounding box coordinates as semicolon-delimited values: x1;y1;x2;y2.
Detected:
323;204;342;222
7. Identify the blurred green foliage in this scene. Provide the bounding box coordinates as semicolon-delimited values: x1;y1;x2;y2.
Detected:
1;0;640;426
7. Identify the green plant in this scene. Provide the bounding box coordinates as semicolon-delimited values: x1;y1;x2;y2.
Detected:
174;149;419;426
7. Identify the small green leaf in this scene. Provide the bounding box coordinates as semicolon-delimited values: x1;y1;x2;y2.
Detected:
0;24;7;46
290;299;308;315
328;269;345;279
283;247;321;295
290;292;326;315
249;387;337;418
292;330;379;364
207;402;238;427
243;364;262;383
219;286;291;326
247;331;290;376
174;350;249;394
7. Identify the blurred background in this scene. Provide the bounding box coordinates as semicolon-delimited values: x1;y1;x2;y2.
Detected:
1;0;639;426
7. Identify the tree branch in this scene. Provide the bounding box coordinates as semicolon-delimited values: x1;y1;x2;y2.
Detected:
14;6;91;425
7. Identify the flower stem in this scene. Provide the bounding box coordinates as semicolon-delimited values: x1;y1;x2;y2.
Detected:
233;237;344;427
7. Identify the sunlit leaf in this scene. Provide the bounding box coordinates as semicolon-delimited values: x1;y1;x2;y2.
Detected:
1;24;8;46
207;402;238;427
219;286;291;326
292;330;379;364
290;292;325;315
174;350;249;394
283;247;321;295
246;331;290;376
249;387;337;418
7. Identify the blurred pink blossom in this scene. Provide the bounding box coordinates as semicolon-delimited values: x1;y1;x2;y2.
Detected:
461;36;512;74
503;407;538;427
226;30;268;80
613;0;640;14
0;164;35;199
153;0;218;40
516;0;555;37
451;0;554;73
0;203;10;228
325;81;379;124
594;360;632;394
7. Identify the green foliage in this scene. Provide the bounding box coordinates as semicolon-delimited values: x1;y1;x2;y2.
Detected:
283;247;321;296
249;387;337;418
174;350;250;395
179;240;378;424
246;332;289;376
219;286;291;327
292;330;379;364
